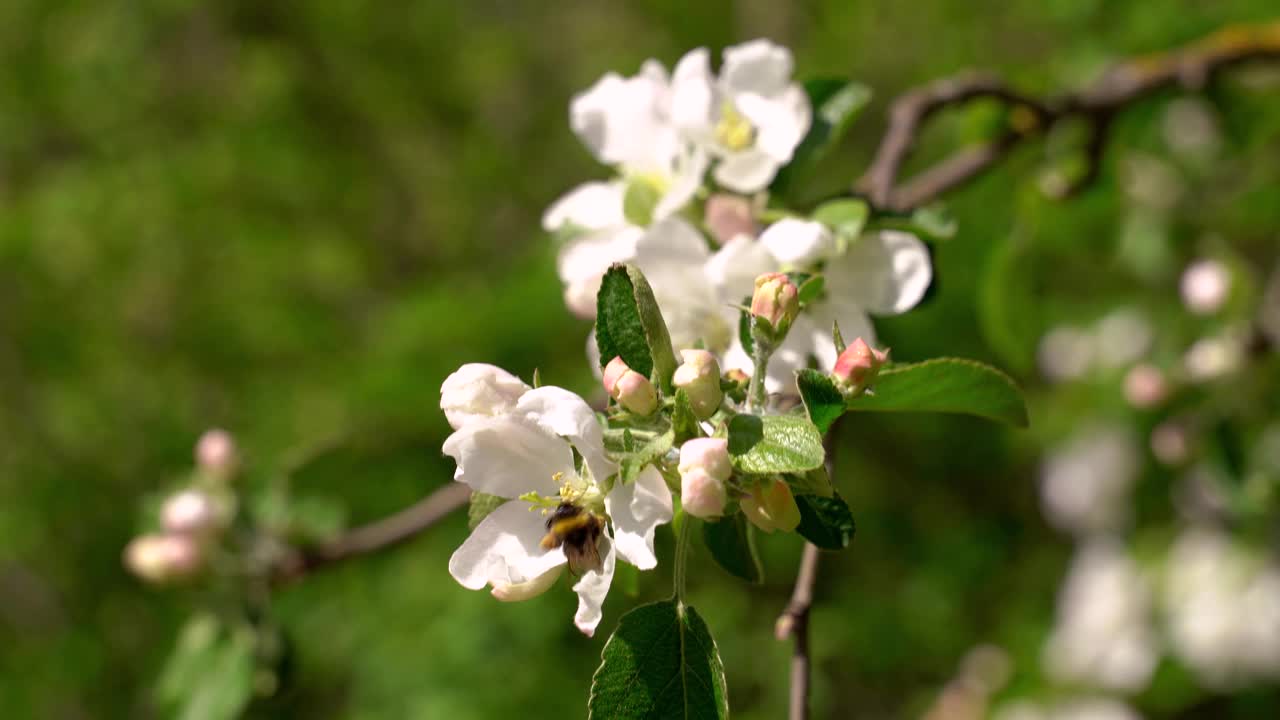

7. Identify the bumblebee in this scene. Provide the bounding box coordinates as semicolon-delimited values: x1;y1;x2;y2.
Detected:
541;502;605;575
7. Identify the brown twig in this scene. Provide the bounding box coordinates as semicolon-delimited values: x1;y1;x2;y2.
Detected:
273;482;471;585
775;541;821;720
858;21;1280;211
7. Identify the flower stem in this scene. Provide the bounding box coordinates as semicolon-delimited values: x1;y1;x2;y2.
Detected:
747;340;774;414
672;512;692;604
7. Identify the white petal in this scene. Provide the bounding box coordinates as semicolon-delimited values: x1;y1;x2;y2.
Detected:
449;500;567;590
515;387;616;484
653;147;709;221
442;415;573;498
570;65;676;171
440;364;531;430
806;303;877;372
542;181;626;232
573;533;616;637
720;39;794;97
634;217;711;267
737;86;811;162
557;227;643;318
828;230;932;315
714;149;781;193
491;565;564;602
705;235;777;303
605;466;673;570
759;218;833;268
670;48;716;133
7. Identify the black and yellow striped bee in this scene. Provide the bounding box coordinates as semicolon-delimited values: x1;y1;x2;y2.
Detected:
541;502;605;575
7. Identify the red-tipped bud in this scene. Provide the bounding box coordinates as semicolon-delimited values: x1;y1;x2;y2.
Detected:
741;478;801;533
1123;363;1168;409
672;349;723;420
603;356;658;415
750;272;799;332
832;337;889;395
123;534;203;584
195;429;238;478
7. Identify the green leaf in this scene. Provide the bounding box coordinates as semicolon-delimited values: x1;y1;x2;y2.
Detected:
812;198;870;243
158;614;223;706
726;414;825;474
588;600;729;720
786;466;833;498
795;493;856;550
618;428;674;484
870;203;957;240
797;275;825;305
468;491;506;530
159;616;256;720
772;79;872;196
672;390;701;443
736;297;754;357
845;358;1029;427
596;265;679;392
796;368;844;434
702;514;763;584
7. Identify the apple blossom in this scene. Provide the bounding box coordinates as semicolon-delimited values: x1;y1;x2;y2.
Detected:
832;337;890;396
195;428;237;477
672;349;723;419
750;272;800;334
440;363;533;430
603;356;658;415
124;533;203;584
670;40;811;193
678;438;733;519
161;489;224;535
442;373;672;636
1180;258;1231;315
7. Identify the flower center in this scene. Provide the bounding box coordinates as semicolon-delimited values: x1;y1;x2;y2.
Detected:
715;102;756;152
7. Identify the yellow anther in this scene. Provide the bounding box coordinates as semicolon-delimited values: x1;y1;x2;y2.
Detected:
715;102;756;152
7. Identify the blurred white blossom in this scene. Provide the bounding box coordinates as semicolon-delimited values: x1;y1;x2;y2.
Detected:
995;697;1142;720
1038;326;1095;382
1043;541;1158;692
1180;259;1231;315
1040;427;1140;536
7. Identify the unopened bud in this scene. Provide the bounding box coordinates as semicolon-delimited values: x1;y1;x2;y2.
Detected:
1123;363;1168;409
704;193;757;246
161;490;223;535
832;337;889;394
195;429;238;477
441;363;532;429
678;439;732;519
1180;259;1230;315
603;356;658;415
123;534;202;584
750;272;799;333
741;477;801;533
490;565;564;602
672;349;723;419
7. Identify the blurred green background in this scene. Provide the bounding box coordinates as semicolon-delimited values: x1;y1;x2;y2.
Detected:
1;1;1278;718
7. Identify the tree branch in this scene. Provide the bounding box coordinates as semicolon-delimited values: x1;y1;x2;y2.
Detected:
775;541;820;720
858;21;1280;211
272;482;471;585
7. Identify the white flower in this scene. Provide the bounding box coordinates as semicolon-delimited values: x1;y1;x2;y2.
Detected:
1043;541;1158;693
440;363;532;430
1039;427;1140;536
442;378;672;636
671;40;812;192
718;225;931;391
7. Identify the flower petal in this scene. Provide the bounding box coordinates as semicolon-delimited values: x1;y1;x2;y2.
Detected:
557;226;643;318
705;235;777;303
542;181;625;232
670;48;716;134
806;301;877;373
829;230;933;315
759;218;834;268
720;39;793;97
571;64;676;171
440;363;531;430
605;465;673;570
442;415;573;498
515;387;616;485
448;499;567;590
714;148;780;193
491;565;564;603
736;87;810;163
573;533;617;637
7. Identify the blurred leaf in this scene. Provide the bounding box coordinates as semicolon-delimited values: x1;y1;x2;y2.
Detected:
158;614;223;707
795;493;856;550
702;514;763;584
846;358;1029;427
727;414;825;474
596;264;678;392
797;275;826;305
623;179;662;227
160;615;255;720
870;203;958;240
796;368;845;434
468;492;506;531
772;79;873;196
979;233;1038;374
588;600;729;719
786;466;834;498
812;198;870;244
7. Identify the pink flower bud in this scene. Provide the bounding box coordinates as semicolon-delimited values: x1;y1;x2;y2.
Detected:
1123;363;1168;409
741;478;801;533
161;490;223;535
1180;259;1230;315
490;565;564;602
704;193;757;246
672;349;723;419
603;356;658;415
680;469;729;519
679;438;733;482
123;534;202;584
195;429;238;477
750;272;799;331
832;337;889;394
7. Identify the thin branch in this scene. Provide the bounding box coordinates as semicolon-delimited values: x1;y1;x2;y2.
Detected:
858;21;1280;211
775;541;820;720
273;482;471;585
